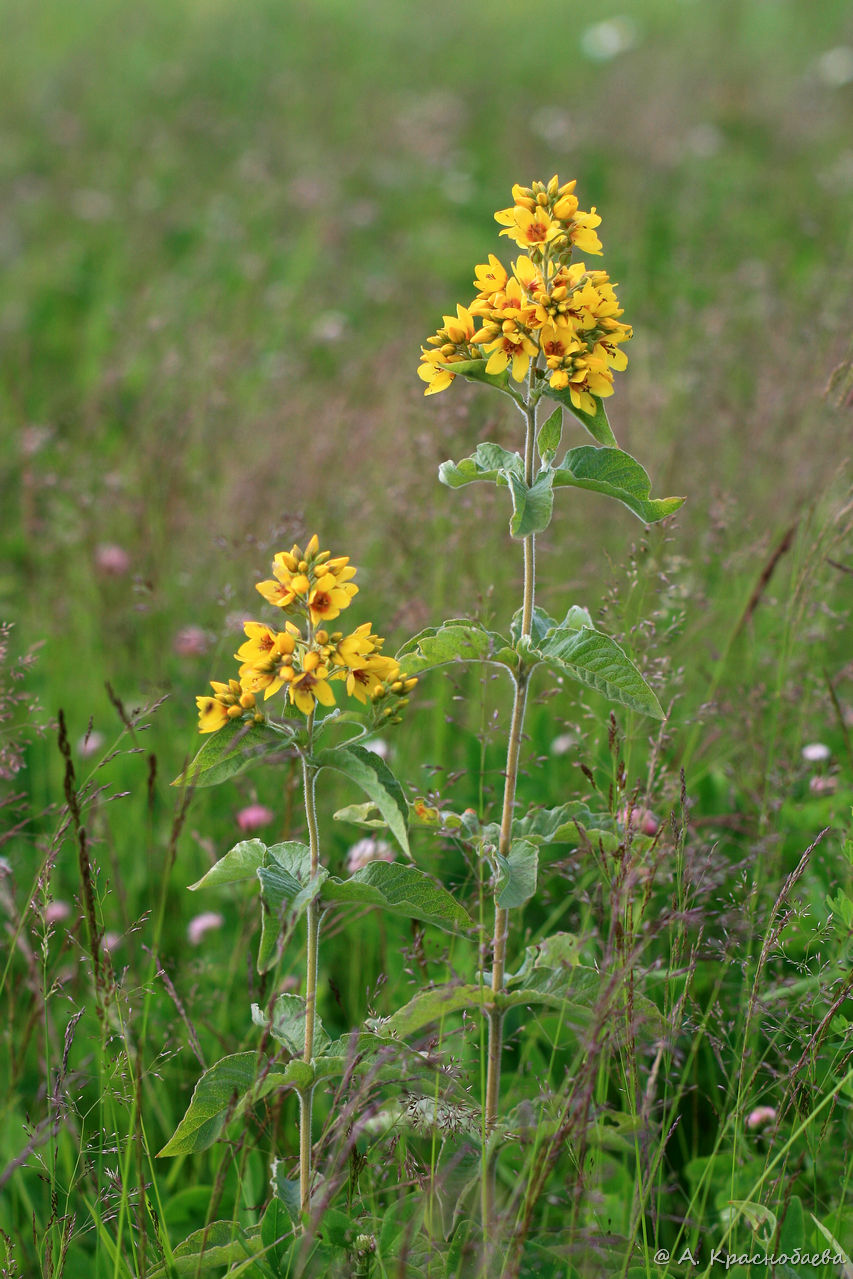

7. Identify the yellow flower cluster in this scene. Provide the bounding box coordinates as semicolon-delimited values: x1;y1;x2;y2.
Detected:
195;536;416;730
418;176;631;415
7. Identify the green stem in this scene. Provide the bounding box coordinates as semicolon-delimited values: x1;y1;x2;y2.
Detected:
299;724;321;1216
483;394;537;1230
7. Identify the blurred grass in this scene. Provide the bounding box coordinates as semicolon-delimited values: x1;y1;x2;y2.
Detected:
1;0;852;1271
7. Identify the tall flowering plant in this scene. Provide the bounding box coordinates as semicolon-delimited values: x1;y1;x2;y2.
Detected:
159;537;467;1240
404;175;684;1229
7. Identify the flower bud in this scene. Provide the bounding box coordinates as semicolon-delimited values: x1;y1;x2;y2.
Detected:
315;629;329;644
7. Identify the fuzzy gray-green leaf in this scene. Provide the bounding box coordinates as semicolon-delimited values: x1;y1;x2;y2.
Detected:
189;839;266;891
251;993;330;1057
494;839;539;908
313;743;409;856
324;862;471;933
157;1053;294;1157
395;619;516;678
537;625;664;719
552;446;685;523
542;386;617;446
438;441;523;488
366;983;489;1037
173;719;294;789
504;468;555;539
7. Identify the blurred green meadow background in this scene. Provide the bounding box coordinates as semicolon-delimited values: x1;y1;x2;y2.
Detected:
1;0;852;1273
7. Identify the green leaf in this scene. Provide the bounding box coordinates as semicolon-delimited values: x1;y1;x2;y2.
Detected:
321;1208;361;1249
270;1159;302;1226
552;446;685;523
434;357;514;395
157;1053;294;1157
251;993;330;1058
313;743;409;857
323;862;471;934
494;839;539;908
260;1197;293;1270
537;625;664;719
333;800;389;830
256;842;326;973
189;838;266;891
542;385;618;446
537;405;563;463
505;468;555;538
498;987;596;1027
507;933;583;989
509;605;559;647
555;604;595;631
147;1223;267;1277
366;983;489;1038
510;802;620;854
395;619;516;677
173;719;294;789
437;441;523;488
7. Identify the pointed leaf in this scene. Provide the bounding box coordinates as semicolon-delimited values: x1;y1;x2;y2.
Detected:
189;839;266;891
504;468;555;538
508;604;558;647
537;406;563;463
438;441;523;489
323;862;471;933
494;839;539;908
270;1160;302;1226
251;993;330;1057
157;1053;295;1157
537;625;664;718
256;842;326;973
146;1223;266;1277
542;385;617;446
395;619;516;677
434;357;513;394
260;1197;293;1270
172;719;295;789
366;983;489;1038
552;446;685;523
313;743;409;856
507;933;583;988
555;604;594;631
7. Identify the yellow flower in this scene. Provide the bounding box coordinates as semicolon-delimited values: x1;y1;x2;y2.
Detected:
473;254;509;294
495;204;561;250
482;328;538;382
345;654;399;704
289;657;337;715
308;573;358;625
256;538;358;622
195;679;257;733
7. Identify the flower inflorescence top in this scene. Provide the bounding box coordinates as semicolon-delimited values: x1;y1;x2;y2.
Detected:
195;535;416;732
418;176;632;415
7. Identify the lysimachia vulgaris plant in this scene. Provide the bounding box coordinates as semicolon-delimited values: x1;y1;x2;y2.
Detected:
159;536;470;1258
408;175;684;1227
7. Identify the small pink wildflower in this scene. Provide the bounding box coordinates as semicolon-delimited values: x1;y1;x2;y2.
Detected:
236;803;275;833
618;804;659;836
746;1106;777;1131
174;626;209;657
347;837;394;875
77;730;105;758
187;912;225;946
95;544;131;576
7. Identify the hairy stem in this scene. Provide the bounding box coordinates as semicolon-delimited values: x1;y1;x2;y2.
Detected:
483;396;537;1230
299;734;321;1215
